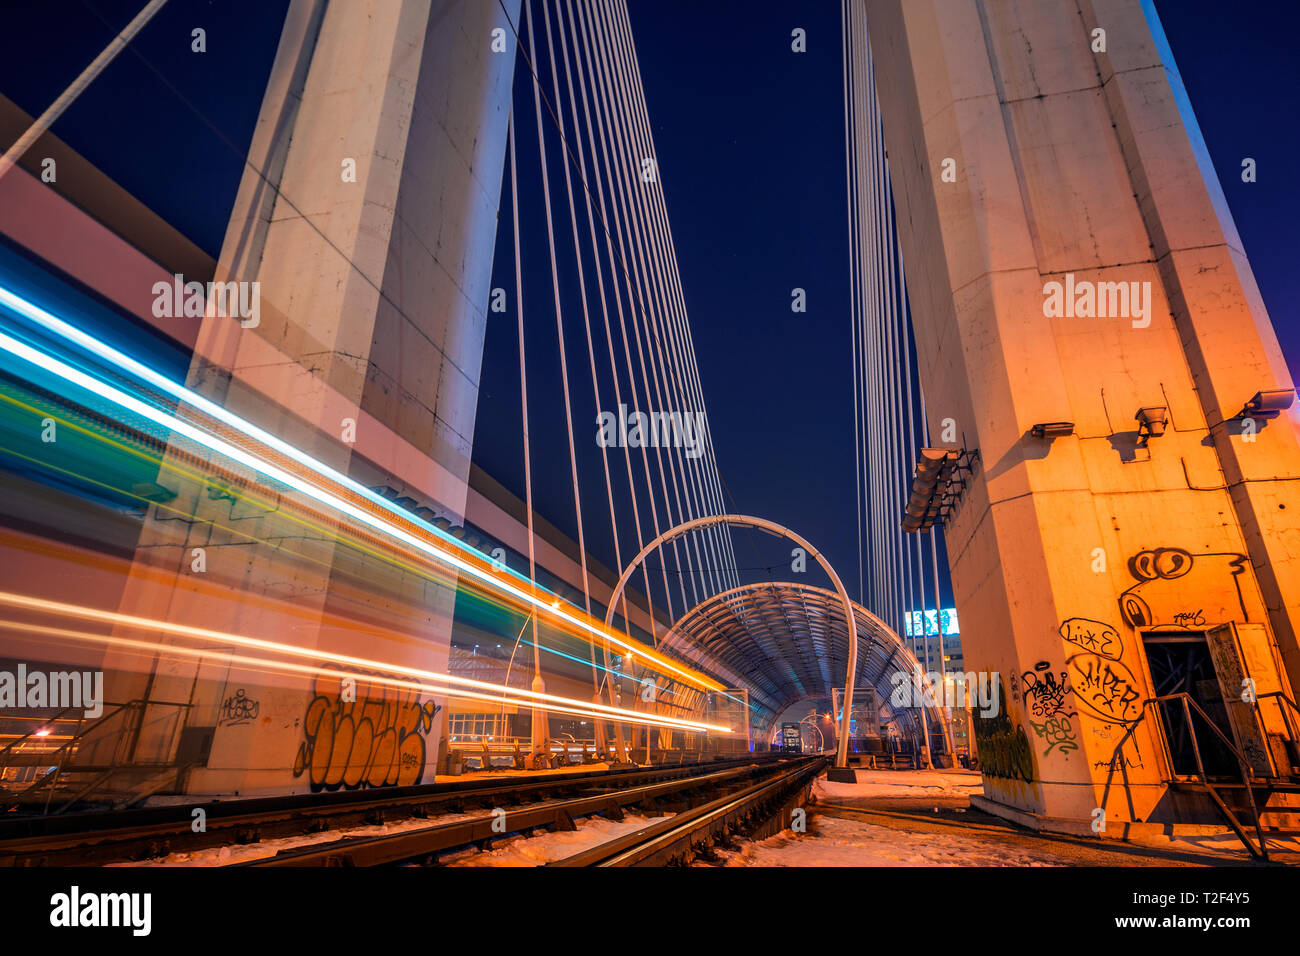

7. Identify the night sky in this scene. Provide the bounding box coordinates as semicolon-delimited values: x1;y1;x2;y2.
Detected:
1;0;1295;620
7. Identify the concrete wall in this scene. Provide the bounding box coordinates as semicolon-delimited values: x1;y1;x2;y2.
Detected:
866;0;1299;827
105;0;522;796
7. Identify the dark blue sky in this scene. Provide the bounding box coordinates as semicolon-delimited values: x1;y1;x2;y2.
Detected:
1;0;1295;619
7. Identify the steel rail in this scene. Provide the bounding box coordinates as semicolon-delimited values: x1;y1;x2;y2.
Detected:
241;757;819;867
547;756;827;867
0;753;785;867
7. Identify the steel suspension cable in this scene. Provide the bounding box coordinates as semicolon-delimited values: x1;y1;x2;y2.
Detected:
843;0;864;606
507;112;543;737
605;0;740;593
525;0;598;697
585;0;709;608
596;0;726;601
572;0;676;638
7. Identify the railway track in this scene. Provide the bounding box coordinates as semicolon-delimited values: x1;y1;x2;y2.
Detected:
0;754;792;867
244;756;824;867
547;755;826;866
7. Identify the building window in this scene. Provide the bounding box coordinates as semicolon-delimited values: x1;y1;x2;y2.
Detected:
448;713;499;741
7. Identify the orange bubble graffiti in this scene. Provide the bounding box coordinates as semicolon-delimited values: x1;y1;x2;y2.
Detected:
292;671;440;791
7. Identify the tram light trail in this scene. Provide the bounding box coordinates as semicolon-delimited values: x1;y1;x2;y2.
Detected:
0;618;721;734
0;386;710;712
0;284;721;693
0;591;732;734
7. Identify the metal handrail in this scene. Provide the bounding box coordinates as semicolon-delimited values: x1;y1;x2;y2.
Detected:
1252;690;1300;768
1254;688;1300;718
1144;692;1268;860
1;698;194;813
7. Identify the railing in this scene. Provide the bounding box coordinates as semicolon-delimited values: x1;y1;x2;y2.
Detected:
1141;692;1269;860
1252;690;1300;770
445;734;610;770
0;708;88;807
0;699;193;813
446;733;715;770
447;733;596;752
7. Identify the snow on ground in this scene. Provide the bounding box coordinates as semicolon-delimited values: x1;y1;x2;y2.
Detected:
717;770;1295;866
813;768;984;801
443;812;671;866
125;764;620;865
705;768;1054;866
125;769;1292;868
118;802;660;867
711;814;1067;867
114;811;482;867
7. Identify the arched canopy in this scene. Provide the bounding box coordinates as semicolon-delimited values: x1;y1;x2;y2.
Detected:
660;581;950;749
602;514;861;768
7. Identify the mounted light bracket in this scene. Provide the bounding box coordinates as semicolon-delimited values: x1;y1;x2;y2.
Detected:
1135;406;1168;445
1238;388;1296;420
1031;421;1074;439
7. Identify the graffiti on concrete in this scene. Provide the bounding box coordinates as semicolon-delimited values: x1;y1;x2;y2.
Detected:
218;688;260;726
1118;548;1250;629
1021;662;1072;719
1094;744;1144;773
1021;662;1079;758
1058;614;1143;728
1059;617;1121;661
1067;653;1142;727
973;682;1035;783
292;671;441;792
1057;615;1153;800
1028;713;1079;758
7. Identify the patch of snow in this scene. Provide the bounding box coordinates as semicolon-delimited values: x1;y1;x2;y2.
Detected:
113;811;481;867
444;812;672;867
814;768;984;800
709;815;1066;867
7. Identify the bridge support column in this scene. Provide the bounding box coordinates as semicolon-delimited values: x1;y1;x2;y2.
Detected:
104;0;522;797
867;0;1299;828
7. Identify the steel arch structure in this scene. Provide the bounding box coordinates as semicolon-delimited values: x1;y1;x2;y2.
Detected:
604;515;869;770
662;582;950;758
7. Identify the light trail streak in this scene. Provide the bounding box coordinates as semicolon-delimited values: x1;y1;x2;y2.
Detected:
0;617;719;732
0;387;702;709
0;284;722;692
0;591;732;733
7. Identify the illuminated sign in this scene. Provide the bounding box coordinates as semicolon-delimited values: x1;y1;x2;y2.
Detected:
905;608;960;637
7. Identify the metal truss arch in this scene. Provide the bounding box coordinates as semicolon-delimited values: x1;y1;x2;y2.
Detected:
662;581;951;759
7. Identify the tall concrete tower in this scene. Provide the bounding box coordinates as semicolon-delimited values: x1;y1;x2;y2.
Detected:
867;0;1299;830
106;0;521;795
